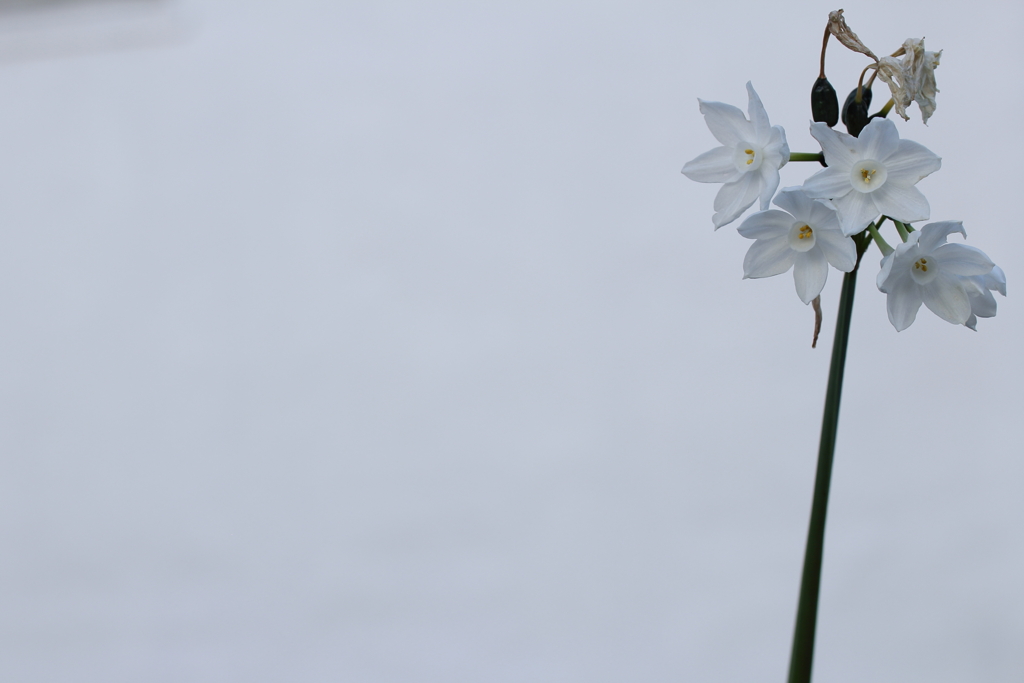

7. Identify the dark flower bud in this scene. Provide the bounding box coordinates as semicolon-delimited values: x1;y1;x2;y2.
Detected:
811;77;839;127
841;86;872;137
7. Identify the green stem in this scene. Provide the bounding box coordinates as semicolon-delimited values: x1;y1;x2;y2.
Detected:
893;219;910;243
786;244;864;683
866;220;893;256
789;152;825;163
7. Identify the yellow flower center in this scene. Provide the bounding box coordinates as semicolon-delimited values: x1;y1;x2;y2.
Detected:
850;159;888;193
734;143;764;172
909;253;939;285
788;221;817;252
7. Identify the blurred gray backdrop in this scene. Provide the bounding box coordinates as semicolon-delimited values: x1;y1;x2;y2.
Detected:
0;1;1021;681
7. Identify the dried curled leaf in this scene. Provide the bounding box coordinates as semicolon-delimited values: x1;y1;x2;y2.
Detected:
828;9;878;61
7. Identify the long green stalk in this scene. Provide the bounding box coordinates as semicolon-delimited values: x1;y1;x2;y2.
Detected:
786;244;865;683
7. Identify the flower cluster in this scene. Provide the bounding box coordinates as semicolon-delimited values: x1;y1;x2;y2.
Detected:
681;14;1004;333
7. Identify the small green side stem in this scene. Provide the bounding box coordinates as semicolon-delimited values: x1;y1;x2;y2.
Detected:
786;234;869;683
867;220;893;256
893;219;911;243
789;152;825;163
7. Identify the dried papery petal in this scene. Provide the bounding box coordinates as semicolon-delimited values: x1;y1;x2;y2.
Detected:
874;38;942;123
873;57;909;118
917;47;942;123
827;9;878;61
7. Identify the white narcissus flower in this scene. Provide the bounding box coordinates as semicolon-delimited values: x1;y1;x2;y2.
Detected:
682;82;790;229
964;265;1006;331
737;188;857;304
876;221;995;331
803;118;941;236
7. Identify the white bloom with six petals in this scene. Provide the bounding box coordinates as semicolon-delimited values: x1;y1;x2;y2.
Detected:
738;188;857;304
803;118;941;236
876;221;995;331
682;82;790;229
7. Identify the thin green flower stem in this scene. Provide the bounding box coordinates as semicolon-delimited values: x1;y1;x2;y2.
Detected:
786;237;867;683
789;153;825;163
866;220;893;256
893;219;911;242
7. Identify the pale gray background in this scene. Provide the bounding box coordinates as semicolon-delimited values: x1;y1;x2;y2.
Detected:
0;0;1021;681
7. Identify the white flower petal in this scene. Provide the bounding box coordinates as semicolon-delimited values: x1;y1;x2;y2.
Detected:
793;251;829;304
932;243;995;277
757;165;781;211
712;173;761;229
884;139;941;183
746;82;772;142
920;273;971;324
809;122;857;169
988;265;1007;296
877;251;896;292
737;209;794;239
802;167;852;201
832;191;880;236
772;186;813;217
872;182;930;224
859;118;901;161
886;277;924;331
877;238;917;292
917;220;964;252
964;264;1005;329
876;233;925;292
807;199;841;230
814;230;858;272
682;146;741;183
970;288;998;319
698;99;754;147
763;126;790;162
743;236;796;278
